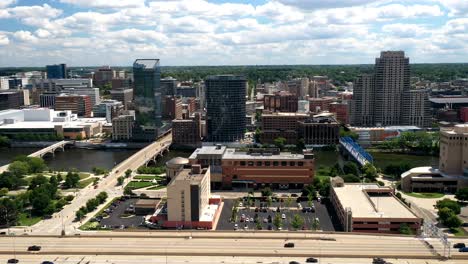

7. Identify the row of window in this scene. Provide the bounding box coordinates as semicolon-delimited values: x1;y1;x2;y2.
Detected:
238;160;304;167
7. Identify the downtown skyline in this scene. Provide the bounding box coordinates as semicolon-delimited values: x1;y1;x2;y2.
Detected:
0;0;467;66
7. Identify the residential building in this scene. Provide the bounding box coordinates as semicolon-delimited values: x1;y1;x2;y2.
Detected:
260;112;308;144
0;108;104;139
351;74;374;126
172;113;202;148
163;96;183;120
132;59;162;141
55;94;92;117
401;89;431;128
46;64;67;79
0;90;27;110
110;88;133;110
205;75;246;142
309;97;335;113
112;112;135;141
330;180;422;234
263;91;298;113
189;146;315;189
298;113;340;146
93;100;124;123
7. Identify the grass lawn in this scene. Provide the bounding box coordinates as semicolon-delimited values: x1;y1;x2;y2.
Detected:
134;175;165;180
404;192;445;199
17;213;42;226
126;181;154;190
450;227;468;237
147;185;166;190
79;172;91;179
78;177;95;188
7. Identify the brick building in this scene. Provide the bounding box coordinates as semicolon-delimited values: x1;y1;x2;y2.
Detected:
263;91;298;113
172;113;202;148
55;94;92;117
329;102;350;124
163;96;183;120
260;113;308;144
309;97;336;113
298;113;340;146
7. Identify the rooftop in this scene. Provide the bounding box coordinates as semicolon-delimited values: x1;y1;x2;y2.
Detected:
189;145;227;159
333;184;418;219
430;97;468;104
133;59;159;69
169;167;208;186
222;148;305;160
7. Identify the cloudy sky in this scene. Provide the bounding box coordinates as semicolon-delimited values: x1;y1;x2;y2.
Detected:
0;0;467;66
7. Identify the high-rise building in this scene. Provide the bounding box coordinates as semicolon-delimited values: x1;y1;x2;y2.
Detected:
163;96;183;120
112;112;135;141
298;113;340;146
39;93;56;108
93;66;115;87
401;89;431;128
260;113;308;144
132;59;162;141
172;113;202;148
46;64;67;79
110;88;133;110
351;51;429;127
205;75;246;142
63;87;100;106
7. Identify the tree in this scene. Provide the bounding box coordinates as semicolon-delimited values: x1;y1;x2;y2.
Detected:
117;176;125;186
96;192;108;203
8;161;30;178
343;161;359;175
296;138;305;151
49;175;58;187
75;134;83;140
399;223;413;235
124;186;134;196
342;174;360;183
339;127;359;141
64;171;80;189
28;175;48;190
261;187;272;197
30;190;51;215
445;215;462;229
75;208;86;220
291;214;304;230
254;128;261;143
28;157;47;173
0;136;10;147
436;199;461;214
362;163;378;181
311;218;319;231
273;137;287;150
438;207;454;222
319;181;331;197
273;213;282;230
455;187;468;201
125;169;132;178
56;173;63;183
0;198;19;226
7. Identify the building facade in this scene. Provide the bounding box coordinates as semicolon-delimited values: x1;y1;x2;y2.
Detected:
0;90;26;110
55;94;92;117
298;114;340;146
163;96;183;120
112;113;135;141
309;97;335;113
260;113;308;144
46;64;67;79
93;100;124;123
351;74;374;126
263;91;298;113
401;89;431;128
172;113;202;148
110;88;133;110
205;75;246;142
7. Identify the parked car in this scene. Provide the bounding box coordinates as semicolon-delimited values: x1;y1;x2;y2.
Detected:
41;262;54;264
306;257;318;263
250;217;254;222
289;262;300;264
281;214;286;219
284;242;295;248
459;247;468;252
317;197;322;203
27;245;41;251
268;225;273;230
7;259;18;264
234;224;238;230
373;258;386;264
263;218;268;223
291;194;298;197
239;202;243;207
454;243;466;248
302;208;307;213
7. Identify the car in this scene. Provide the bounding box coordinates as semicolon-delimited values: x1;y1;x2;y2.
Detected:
239;203;243;207
281;214;286;219
244;225;248;230
276;207;281;212
263;218;268;223
454;243;466;248
462;222;468;227
373;258;386;264
254;208;259;212
459;247;468;252
250;217;254;222
302;208;307;213
241;213;245;218
41;262;55;264
297;203;302;209
245;218;250;222
27;245;41;251
0;231;6;235
317;197;321;203
7;259;18;264
278;227;283;231
306;257;318;263
234;224;238;230
289;262;300;264
284;242;295;248
291;194;298;197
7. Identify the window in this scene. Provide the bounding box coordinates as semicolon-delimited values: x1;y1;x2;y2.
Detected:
265;161;271;166
240;161;246;166
281;161;287;166
256;161;262;166
248;161;254;166
273;161;279;166
289;161;295;166
298;162;304;166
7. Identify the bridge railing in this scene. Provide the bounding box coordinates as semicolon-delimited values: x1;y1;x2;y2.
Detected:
339;137;373;165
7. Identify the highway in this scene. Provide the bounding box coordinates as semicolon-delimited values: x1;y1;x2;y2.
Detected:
24;133;172;235
0;232;467;259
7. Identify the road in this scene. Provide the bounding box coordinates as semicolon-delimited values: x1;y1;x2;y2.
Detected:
17;134;172;235
0;232;467;259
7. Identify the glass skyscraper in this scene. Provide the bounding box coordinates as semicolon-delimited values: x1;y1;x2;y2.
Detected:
205;75;246;142
46;64;67;79
132;59;162;141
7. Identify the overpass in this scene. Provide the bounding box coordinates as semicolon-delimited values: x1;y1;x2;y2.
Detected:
0;140;73;173
339;136;373;166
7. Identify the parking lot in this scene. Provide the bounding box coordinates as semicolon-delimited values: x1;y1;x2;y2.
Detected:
217;197;337;231
98;198;146;230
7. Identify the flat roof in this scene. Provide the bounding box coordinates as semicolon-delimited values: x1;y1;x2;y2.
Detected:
169;168;207;186
430;97;468;104
0;118;106;129
189;146;226;159
333;184;418;219
222;148;305;160
133;59;159;69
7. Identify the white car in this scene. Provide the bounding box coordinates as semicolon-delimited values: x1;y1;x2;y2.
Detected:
234;224;239;230
281;214;286;219
246;218;250;222
239;202;243;207
263;218;268;223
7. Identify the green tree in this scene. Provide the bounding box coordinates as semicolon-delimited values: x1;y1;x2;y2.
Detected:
399;223;413;235
362;163;378;181
28;175;48;190
296;138;305;151
117;176;125;186
438;207;454;221
75;134;83;140
436;199;461;214
273;137;287;150
0;198;19;226
49;175;58;187
0;136;10;147
311;218;320;230
96;192;108;203
75;208;86;220
455;187;468;201
30;190;51;215
261;187;272;197
8;161;30;178
291;214;304;230
64;171;80;189
445;215;462;229
124;186;134;196
339;127;359;141
125;169;132;178
342;174;361;183
56;172;63;183
343;161;359;175
28;157;47;173
273;213;283;230
254;128;261;143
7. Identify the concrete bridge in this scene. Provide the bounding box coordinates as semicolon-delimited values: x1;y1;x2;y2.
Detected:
339;136;373;166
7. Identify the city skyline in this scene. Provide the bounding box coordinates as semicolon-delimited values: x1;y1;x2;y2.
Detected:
0;0;467;66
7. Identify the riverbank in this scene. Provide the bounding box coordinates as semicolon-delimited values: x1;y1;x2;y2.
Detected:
10;140;150;149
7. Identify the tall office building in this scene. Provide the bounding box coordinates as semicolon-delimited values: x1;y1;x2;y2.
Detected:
46;64;67;79
132;59;162;141
205;75;246;142
351;51;429;127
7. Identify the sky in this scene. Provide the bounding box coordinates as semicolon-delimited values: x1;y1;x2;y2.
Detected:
0;0;467;66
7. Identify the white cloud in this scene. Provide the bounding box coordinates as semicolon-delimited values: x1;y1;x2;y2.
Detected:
0;34;9;45
276;0;380;9
0;0;16;8
436;0;468;16
382;23;428;38
13;30;38;43
59;0;146;9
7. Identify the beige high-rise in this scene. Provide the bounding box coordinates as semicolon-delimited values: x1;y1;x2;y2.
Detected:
439;125;468;176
